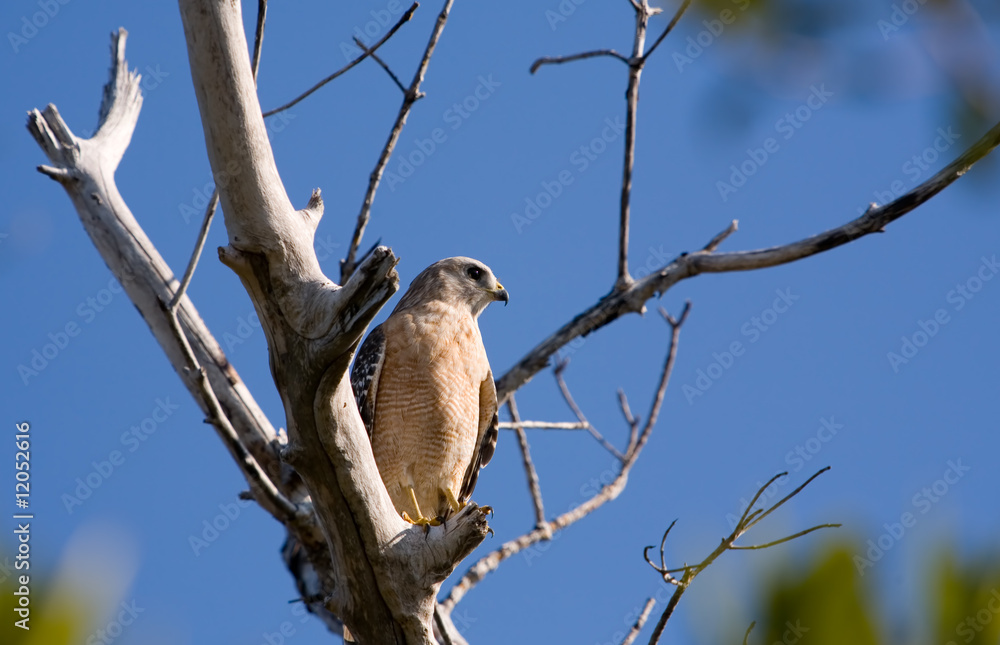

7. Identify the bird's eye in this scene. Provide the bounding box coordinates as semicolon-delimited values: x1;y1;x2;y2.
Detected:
467;266;483;281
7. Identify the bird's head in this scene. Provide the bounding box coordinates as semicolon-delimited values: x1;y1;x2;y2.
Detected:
395;256;508;318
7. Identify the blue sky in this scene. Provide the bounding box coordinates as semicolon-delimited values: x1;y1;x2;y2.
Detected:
2;1;1000;643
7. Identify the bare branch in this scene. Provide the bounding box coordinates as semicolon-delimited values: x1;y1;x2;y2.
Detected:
622;597;656;645
261;2;418;117
496;116;1000;403
250;0;267;81
743;466;831;531
615;4;651;290
169;192;218;309
529;49;630;74
163;305;297;519
643;0;692;60
497;420;589;430
532;1;691;289
743;622;757;645
508;396;546;528
341;0;455;283
442;307;689;610
354;37;408;93
647;568;693;645
701;219;738;253
730;523;841;551
554;361;626;461
643;468;838;645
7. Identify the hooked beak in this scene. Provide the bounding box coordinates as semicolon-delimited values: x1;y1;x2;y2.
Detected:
494;283;509;306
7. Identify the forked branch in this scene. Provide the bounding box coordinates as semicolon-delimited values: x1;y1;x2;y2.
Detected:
341;0;456;282
262;2;418;117
495;116;1000;404
642;468;839;644
530;0;693;289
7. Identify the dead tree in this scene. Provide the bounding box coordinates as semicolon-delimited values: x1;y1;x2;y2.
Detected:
27;0;1000;642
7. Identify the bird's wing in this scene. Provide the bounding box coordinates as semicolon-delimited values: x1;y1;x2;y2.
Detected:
350;324;386;441
459;368;500;504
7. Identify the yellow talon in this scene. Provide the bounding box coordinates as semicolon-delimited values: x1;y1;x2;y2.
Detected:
444;487;464;513
401;486;440;525
402;511;439;526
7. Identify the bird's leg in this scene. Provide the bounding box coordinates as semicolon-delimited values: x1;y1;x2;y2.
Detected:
402;486;440;526
443;487;464;514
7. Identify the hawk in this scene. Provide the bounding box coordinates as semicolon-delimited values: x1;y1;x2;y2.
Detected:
351;257;508;525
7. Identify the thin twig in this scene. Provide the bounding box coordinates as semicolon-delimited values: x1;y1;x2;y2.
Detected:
508;396;546;528
643;468;839;645
743;622;757;645
169;192;218;310
743;466;831;531
164;306;298;520
433;606;454;645
341;0;454;283
250;0;267;81
617;389;641;454
262;2;418;117
554;361;626;461
615;3;650;290
442;307;690;610
647;568;693;645
354;37;407;93
621;597;656;645
730;523;841;550
701;219;738;253
497;420;589;430
530;49;630;74
643;0;692;60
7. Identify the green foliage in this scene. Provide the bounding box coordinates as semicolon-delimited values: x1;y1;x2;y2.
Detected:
734;542;1000;645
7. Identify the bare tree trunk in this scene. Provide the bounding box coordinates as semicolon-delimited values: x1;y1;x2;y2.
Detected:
176;1;492;641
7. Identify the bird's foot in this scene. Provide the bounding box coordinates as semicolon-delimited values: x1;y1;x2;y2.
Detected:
443;487;466;514
401;511;441;526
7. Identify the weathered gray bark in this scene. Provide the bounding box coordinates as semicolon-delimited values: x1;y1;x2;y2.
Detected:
177;0;494;641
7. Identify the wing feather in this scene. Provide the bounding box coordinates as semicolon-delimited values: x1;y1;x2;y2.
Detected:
350;325;386;441
459;369;499;504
